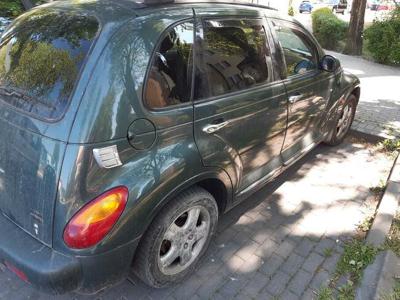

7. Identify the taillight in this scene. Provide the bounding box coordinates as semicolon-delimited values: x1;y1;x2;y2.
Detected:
63;186;128;249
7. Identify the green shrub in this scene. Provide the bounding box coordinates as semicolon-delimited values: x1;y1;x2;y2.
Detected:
364;8;400;65
0;0;24;17
312;8;348;50
288;6;294;16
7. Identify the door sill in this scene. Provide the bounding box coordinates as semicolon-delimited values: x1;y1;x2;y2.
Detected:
234;140;322;204
283;140;320;167
235;166;282;202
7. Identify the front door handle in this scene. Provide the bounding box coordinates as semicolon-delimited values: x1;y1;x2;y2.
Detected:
203;121;229;134
289;94;304;104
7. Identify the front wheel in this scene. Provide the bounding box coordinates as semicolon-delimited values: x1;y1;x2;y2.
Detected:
324;94;357;146
132;187;218;288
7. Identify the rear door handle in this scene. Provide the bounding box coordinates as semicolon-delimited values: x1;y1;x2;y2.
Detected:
203;121;229;134
289;94;304;104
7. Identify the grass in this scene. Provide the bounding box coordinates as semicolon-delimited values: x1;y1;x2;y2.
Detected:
369;179;387;196
336;240;377;282
317;240;378;300
323;247;334;258
379;139;400;153
381;279;400;300
337;282;355;300
357;215;375;233
384;212;400;257
317;286;334;300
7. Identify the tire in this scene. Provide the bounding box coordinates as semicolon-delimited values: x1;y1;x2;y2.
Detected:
132;186;219;288
299;10;303;13
324;94;357;146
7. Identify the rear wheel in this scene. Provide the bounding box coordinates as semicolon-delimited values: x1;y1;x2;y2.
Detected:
324;94;357;146
133;187;218;288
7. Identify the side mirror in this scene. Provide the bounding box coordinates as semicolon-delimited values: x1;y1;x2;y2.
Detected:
320;55;340;72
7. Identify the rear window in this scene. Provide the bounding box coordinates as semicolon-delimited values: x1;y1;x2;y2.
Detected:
0;10;99;121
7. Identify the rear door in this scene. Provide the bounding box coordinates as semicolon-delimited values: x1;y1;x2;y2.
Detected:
0;10;99;245
270;19;335;164
193;9;288;194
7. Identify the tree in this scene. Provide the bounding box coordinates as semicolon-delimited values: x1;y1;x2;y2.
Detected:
344;0;367;55
21;0;34;10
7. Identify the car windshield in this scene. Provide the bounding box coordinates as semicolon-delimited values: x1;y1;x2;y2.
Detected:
0;10;99;121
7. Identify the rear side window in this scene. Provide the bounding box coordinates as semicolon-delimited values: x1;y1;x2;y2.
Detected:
0;10;99;121
195;19;273;100
145;22;194;109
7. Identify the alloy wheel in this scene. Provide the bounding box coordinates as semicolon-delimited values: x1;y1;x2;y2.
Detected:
336;102;353;139
158;206;211;276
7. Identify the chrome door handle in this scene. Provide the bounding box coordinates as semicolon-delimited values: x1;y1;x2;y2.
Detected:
203;121;229;134
289;94;303;104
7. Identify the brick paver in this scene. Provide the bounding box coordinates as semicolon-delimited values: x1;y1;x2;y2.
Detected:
0;140;395;299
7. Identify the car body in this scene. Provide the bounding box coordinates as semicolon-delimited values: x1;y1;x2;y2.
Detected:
299;0;313;13
368;0;392;10
0;0;360;294
326;0;348;13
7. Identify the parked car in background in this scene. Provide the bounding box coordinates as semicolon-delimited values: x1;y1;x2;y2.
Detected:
368;0;396;10
0;17;11;35
0;0;360;294
325;0;348;13
299;0;313;13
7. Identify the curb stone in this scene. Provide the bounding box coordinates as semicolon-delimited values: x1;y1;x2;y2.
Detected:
355;250;400;300
356;154;400;300
367;154;400;247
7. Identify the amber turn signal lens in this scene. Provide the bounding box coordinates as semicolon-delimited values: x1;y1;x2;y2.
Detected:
63;186;128;249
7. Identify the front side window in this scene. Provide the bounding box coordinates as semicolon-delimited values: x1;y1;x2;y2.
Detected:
195;19;273;100
0;10;99;121
273;20;318;77
145;22;194;109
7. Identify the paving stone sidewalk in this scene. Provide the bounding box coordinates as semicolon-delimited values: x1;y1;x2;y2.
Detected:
0;139;395;300
327;51;400;139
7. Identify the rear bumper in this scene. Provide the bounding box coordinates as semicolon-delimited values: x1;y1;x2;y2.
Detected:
0;213;80;293
0;213;140;294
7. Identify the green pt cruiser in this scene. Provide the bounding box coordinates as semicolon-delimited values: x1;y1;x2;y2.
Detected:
0;0;360;294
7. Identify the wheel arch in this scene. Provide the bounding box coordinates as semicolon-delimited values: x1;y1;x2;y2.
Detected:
150;169;233;222
350;86;361;103
131;169;233;263
136;168;232;238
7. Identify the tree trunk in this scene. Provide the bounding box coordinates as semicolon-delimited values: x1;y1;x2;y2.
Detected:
343;0;367;55
21;0;34;10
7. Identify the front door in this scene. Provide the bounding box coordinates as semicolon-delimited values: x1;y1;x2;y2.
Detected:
270;19;335;164
193;12;288;194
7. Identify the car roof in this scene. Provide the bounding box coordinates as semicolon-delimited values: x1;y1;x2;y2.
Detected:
35;0;295;25
30;0;142;24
